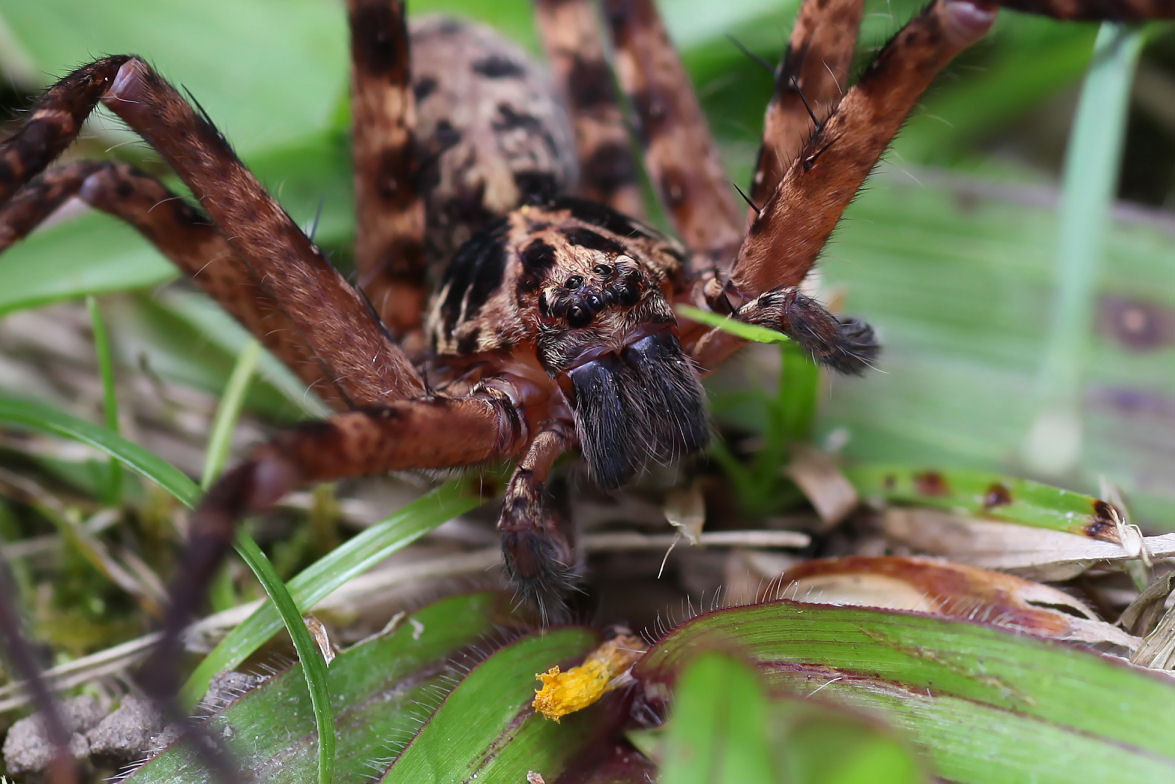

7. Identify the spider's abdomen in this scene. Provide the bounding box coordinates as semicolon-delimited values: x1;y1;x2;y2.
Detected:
411;17;578;262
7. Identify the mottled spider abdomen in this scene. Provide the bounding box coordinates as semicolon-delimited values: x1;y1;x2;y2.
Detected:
427;197;709;488
411;18;578;261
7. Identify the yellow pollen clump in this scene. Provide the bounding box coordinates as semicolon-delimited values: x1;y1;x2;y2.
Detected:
532;634;643;721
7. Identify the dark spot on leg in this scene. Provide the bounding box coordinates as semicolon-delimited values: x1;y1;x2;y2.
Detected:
659;168;687;208
115;179;134;199
349;2;407;78
630;88;671;141
567;57;616;109
584;142;638;194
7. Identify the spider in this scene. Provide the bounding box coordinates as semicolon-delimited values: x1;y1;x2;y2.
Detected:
0;0;1169;741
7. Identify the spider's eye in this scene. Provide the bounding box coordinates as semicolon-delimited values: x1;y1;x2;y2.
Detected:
565;275;583;290
617;282;640;307
592;264;613;277
585;293;604;312
567;305;592;328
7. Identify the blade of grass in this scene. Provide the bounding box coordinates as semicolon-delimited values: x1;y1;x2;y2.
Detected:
197;337;333;784
677;304;793;345
200;339;262;490
86;296;123;506
0;394;200;507
230;534;335;784
1023;23;1144;475
843;463;1124;541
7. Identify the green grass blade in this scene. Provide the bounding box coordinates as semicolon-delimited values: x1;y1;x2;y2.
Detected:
231;533;335;784
200;339;262;490
181;480;481;706
677;305;792;345
196;337;335;783
1024;24;1145;474
0;394;200;508
842;464;1122;540
86;296;124;505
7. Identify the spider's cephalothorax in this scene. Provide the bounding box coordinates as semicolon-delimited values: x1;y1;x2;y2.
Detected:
430;197;707;489
1;0;1169;744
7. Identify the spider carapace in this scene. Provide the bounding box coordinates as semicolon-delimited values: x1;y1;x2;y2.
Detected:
1;0;1170;713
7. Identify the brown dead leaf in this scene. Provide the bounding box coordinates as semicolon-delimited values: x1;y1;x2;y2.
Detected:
762;555;1138;651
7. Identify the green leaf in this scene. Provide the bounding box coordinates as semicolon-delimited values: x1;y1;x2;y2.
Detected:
125;592;520;783
197;339;335;784
653;652;923;784
842;464;1121;540
1024;24;1145;474
384;627;601;782
638;600;1175;783
659;652;775;784
0;393;199;508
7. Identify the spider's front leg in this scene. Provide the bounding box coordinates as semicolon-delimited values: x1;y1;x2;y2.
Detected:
499;422;579;621
140;390;528;699
693;0;1000;370
0;55;424;407
0;161;348;408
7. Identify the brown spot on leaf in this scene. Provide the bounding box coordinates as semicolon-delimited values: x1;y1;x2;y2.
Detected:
982;483;1012;509
913;470;949;497
1085;500;1121;542
1099;296;1175;352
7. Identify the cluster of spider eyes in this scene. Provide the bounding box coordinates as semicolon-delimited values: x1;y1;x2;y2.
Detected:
561;259;641;328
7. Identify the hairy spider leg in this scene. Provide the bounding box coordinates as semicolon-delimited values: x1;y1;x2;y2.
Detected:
0;161;348;409
1000;0;1174;18
498;421;579;622
141;392;527;702
535;0;646;217
348;0;430;337
696;0;1175;372
691;0;998;371
602;0;744;268
748;0;864;212
0;56;426;408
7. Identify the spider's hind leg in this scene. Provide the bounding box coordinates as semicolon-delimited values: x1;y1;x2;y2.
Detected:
535;0;644;217
347;0;428;337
